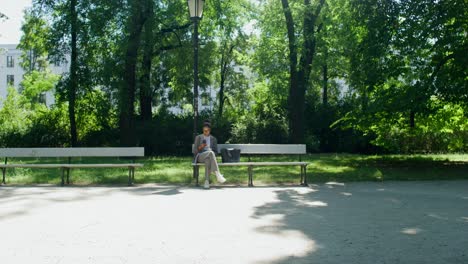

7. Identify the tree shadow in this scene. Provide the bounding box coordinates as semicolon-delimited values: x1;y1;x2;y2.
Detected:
0;185;121;222
250;181;468;263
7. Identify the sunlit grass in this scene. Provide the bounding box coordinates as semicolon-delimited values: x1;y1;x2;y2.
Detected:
1;153;467;185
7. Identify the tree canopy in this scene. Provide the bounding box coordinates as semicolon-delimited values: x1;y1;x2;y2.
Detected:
1;0;466;154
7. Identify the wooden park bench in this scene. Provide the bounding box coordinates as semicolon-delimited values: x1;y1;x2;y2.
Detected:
0;148;144;186
192;144;308;187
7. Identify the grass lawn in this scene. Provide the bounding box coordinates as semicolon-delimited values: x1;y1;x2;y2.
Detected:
2;154;467;185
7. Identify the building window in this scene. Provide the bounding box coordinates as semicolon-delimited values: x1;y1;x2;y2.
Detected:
7;56;14;68
7;75;14;86
201;93;210;106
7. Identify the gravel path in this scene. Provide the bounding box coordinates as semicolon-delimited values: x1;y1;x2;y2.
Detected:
1;180;467;264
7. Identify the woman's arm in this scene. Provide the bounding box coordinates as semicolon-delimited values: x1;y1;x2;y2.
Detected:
193;135;207;153
193;135;200;154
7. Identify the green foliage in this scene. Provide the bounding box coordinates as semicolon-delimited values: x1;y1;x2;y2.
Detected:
336;97;467;153
22;104;70;147
371;99;467;153
20;70;60;106
18;8;50;72
0;85;68;147
4;0;465;155
0;88;31;146
229;82;289;144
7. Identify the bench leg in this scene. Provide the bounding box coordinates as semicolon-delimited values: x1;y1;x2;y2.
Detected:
66;168;70;185
128;167;133;186
194;166;200;187
303;166;309;187
248;166;253;187
61;168;65;186
300;165;304;185
2;168;5;185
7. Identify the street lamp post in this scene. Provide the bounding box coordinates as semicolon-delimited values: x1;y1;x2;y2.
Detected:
188;0;204;140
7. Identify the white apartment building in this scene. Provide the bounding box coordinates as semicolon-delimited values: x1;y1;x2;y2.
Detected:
0;44;69;107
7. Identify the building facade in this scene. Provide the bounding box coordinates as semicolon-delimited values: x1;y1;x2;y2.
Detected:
0;44;69;107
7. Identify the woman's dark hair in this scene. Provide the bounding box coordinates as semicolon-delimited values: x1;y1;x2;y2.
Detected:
203;120;211;129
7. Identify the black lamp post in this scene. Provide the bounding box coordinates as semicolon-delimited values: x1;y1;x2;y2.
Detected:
188;0;204;140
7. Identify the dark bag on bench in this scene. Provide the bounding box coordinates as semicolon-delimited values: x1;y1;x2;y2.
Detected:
221;148;241;163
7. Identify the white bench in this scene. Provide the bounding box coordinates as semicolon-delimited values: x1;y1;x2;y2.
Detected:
0;148;144;186
192;144;308;187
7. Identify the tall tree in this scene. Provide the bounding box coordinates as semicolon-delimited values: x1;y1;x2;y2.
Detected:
34;0;87;146
139;0;155;122
281;0;326;143
120;0;148;146
68;0;78;146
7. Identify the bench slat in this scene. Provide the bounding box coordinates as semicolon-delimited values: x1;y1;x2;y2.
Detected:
192;144;306;154
218;144;306;154
0;148;145;158
0;164;144;168
193;162;308;166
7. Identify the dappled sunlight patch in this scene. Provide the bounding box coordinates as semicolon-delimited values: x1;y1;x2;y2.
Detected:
325;181;345;186
294;187;318;195
250;230;318;264
385;198;401;204
312;164;356;174
298;200;328;207
251;196;319;263
401;227;422;235
427;213;448;220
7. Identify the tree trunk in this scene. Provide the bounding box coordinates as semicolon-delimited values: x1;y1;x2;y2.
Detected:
218;43;234;118
218;74;225;118
120;0;146;146
281;0;299;143
320;57;329;152
282;0;324;144
409;110;415;128
322;61;328;106
69;0;78;147
139;0;154;122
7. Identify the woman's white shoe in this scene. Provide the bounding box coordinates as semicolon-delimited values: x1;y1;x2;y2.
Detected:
216;172;226;183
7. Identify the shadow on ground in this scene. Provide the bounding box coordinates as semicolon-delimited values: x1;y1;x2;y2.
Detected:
250;181;468;264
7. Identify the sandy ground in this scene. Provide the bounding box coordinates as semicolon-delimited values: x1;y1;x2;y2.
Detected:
1;181;467;264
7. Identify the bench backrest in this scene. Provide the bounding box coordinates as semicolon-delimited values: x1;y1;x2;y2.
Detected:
0;147;145;158
193;144;306;155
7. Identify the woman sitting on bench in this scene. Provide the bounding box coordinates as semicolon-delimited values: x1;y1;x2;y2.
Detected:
193;121;226;189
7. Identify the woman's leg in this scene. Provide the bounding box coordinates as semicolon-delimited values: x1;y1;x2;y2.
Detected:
207;151;225;183
197;151;225;184
207;151;220;175
197;152;213;184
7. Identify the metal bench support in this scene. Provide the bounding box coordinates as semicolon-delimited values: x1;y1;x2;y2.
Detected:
300;166;304;185
300;165;309;186
128;167;135;186
248;165;253;187
2;157;7;184
61;167;65;186
2;168;5;185
194;165;200;187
